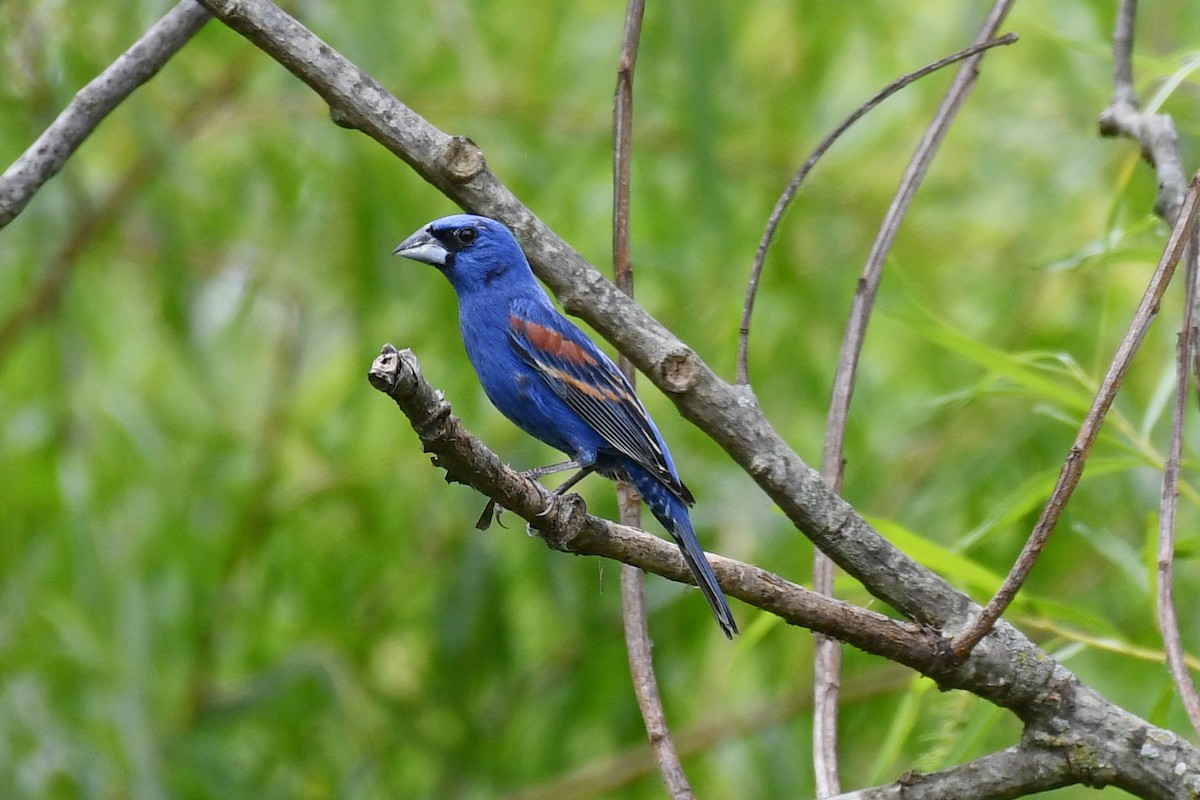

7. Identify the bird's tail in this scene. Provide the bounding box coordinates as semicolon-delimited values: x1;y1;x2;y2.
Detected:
624;465;738;638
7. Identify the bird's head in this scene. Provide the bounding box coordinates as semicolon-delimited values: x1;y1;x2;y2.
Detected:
393;214;532;296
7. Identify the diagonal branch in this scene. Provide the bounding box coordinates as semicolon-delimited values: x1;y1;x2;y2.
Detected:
366;344;943;675
0;54;252;366
951;174;1200;658
0;1;211;230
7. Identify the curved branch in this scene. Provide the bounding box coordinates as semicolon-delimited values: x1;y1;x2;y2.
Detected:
736;31;1018;386
0;1;211;229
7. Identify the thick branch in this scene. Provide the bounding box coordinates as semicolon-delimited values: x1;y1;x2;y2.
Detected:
0;1;211;229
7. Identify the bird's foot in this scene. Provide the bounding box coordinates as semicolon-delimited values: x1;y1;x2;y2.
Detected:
536;491;558;518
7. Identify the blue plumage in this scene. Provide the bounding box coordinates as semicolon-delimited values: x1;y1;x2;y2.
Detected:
394;214;737;638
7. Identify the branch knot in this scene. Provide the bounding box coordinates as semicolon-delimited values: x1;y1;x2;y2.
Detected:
443;135;486;183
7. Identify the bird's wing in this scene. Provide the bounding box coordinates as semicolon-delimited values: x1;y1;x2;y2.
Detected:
507;298;693;504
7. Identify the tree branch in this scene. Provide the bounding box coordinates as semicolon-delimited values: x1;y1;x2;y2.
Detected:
0;0;211;230
366;344;943;671
367;343;1200;798
825;744;1069;800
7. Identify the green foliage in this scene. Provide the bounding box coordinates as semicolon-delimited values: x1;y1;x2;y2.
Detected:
2;0;1199;797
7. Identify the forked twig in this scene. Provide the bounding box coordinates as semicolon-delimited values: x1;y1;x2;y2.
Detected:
951;175;1200;658
611;3;694;798
1097;0;1187;225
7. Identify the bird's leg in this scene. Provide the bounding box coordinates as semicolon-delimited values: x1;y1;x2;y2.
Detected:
528;465;597;536
475;460;589;530
524;460;582;481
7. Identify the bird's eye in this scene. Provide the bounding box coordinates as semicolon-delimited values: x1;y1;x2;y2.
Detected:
454;227;477;246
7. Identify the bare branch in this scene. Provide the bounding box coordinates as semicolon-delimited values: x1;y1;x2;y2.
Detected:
952;174;1200;658
823;0;1015;481
804;17;1018;793
1159;222;1200;737
0;1;211;230
0;55;251;366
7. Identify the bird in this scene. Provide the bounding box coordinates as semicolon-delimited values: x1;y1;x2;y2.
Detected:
394;213;738;638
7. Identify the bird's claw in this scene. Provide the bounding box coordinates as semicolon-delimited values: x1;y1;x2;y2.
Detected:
536;491;558;518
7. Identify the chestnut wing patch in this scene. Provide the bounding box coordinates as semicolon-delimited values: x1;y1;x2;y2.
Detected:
508;309;692;504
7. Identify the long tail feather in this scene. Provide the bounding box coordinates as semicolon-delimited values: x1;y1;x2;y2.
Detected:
624;464;738;638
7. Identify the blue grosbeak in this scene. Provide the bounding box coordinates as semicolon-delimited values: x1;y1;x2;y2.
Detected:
394;214;737;638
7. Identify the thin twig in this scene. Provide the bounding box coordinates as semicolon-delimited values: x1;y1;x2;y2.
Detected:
821;0;1015;483
806;13;1017;795
952;175;1200;659
611;3;693;797
734;31;1018;386
1159;222;1200;737
0;0;211;229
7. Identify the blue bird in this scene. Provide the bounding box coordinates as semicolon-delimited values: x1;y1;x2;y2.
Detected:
394;214;738;638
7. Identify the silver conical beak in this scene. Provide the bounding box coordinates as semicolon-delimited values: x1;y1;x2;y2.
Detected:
393;227;449;266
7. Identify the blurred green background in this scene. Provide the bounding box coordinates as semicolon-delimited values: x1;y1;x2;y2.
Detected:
2;1;1199;797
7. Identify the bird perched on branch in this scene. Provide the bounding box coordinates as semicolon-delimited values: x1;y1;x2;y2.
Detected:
394;214;737;638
